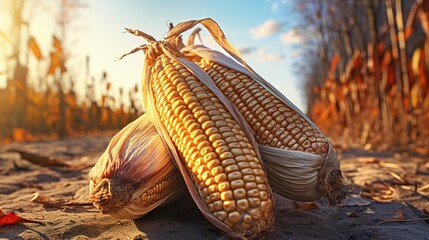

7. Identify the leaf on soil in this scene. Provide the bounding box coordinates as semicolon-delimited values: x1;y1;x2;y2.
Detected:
418;184;429;192
379;162;403;170
293;202;318;210
413;146;429;155
6;149;93;172
364;208;375;214
357;157;379;164
346;211;359;217
23;183;45;190
392;207;405;220
388;171;407;184
361;182;396;202
0;209;44;226
417;162;429;176
363;143;373;150
357;157;403;172
30;192;92;208
7;148;70;167
405;201;429;218
30;192;65;208
379;203;429;225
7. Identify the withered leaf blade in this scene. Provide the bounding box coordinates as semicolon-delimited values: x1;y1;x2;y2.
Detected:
30;192;92;208
392;207;405;221
346;211;359;217
30;192;65;208
364;208;375;214
28;36;43;61
6;148;70;167
293;201;319;211
0;209;44;226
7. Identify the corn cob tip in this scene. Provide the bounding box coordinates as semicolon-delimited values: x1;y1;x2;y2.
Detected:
321;169;349;206
317;146;350;206
90;178;135;213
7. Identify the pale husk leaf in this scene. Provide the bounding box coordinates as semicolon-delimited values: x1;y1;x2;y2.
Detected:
89;114;184;219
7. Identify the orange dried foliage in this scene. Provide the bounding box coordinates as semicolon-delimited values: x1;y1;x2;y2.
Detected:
391;207;405;220
12;128;33;142
307;0;429;150
53;36;63;54
361;182;396;202
106;82;111;91
0;33;142;142
293;202;319;211
0;209;43;226
28;36;42;60
330;54;340;74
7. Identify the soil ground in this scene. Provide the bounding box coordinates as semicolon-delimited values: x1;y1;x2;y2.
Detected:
1;135;428;239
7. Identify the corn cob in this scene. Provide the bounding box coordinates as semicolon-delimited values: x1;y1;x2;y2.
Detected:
198;59;328;155
167;18;348;205
89;114;185;219
122;29;274;238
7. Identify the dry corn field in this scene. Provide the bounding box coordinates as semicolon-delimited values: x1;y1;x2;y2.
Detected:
303;0;429;154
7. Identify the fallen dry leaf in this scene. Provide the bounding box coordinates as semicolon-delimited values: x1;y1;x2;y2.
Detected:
392;207;405;220
30;192;92;208
6;149;93;172
346;211;359;217
379;162;403;170
364;208;375;214
364;143;373;150
413;146;429;155
357;157;379;164
293;202;318;211
388;171;406;184
378;202;429;225
418;184;429;192
417;162;429;176
405;201;429;219
31;192;65;208
361;182;396;202
0;209;44;226
7;149;70;167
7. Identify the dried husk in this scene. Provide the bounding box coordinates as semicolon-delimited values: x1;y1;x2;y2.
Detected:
89;114;185;219
168;18;348;205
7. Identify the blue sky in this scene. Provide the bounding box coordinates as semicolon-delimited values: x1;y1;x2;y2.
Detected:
1;0;307;111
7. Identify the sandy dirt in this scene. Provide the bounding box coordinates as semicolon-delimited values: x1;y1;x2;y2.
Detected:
1;135;428;240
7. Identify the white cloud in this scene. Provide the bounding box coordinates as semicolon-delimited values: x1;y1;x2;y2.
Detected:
271;2;279;11
237;46;257;55
252;48;285;62
250;19;283;39
271;0;291;12
280;28;305;44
